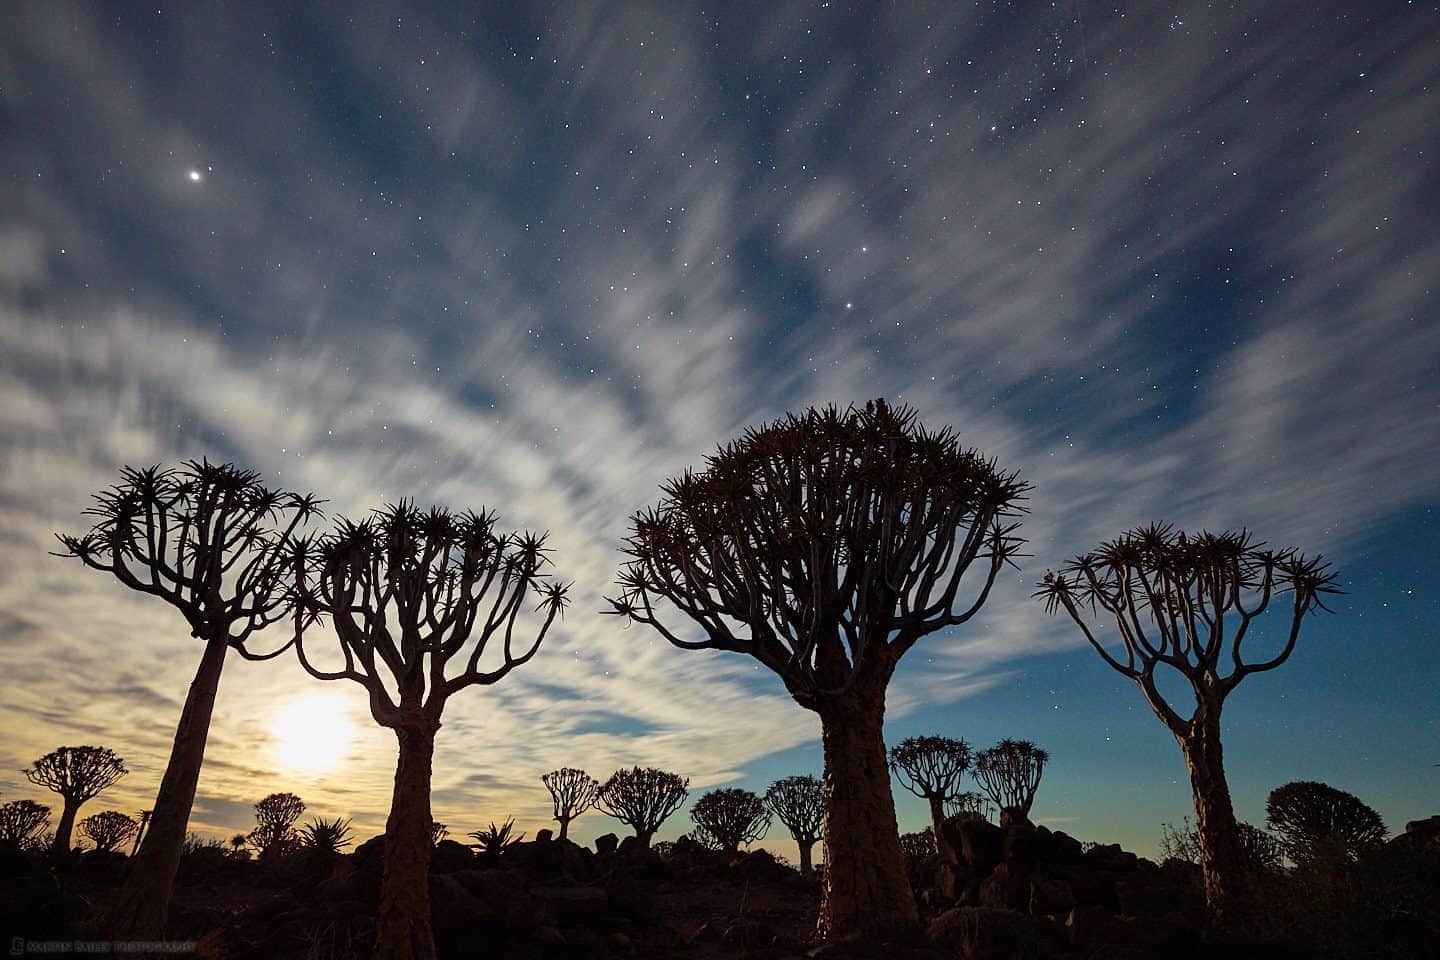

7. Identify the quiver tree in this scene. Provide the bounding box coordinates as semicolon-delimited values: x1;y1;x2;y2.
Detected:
291;501;567;960
541;768;600;841
944;791;995;822
608;400;1027;937
56;461;319;936
690;788;771;856
80;810;138;853
972;739;1048;819
247;792;305;860
1037;524;1338;930
25;745;127;854
889;735;972;859
765;775;824;876
595;767;689;846
0;799;51;846
1265;781;1385;865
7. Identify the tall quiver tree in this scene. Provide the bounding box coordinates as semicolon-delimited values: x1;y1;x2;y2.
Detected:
541;768;599;841
1037;525;1337;931
25;745;127;854
291;501;568;960
973;739;1048;819
609;401;1028;938
595;767;689;846
690;788;771;856
56;461;318;936
765;776;824;876
889;736;972;860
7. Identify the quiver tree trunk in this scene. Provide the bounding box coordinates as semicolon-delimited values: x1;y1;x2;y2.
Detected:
816;684;917;938
1177;705;1246;932
797;839;815;876
557;817;570;842
51;799;80;855
375;718;439;960
104;636;228;938
927;796;960;864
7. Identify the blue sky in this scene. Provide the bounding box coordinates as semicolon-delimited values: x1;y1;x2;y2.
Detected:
1;1;1436;859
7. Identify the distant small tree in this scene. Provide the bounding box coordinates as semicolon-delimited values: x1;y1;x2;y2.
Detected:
690;788;771;856
228;834;249;859
301;816;354;855
1038;525;1336;930
80;810;138;853
1266;781;1385;865
973;739;1048;818
899;828;935;866
57;461;319;937
0;799;51;846
596;767;688;846
889;735;971;859
608;401;1027;938
247;792;305;861
25;745;127;854
291;501;567;960
764;775;824;876
541;768;599;841
943;791;995;823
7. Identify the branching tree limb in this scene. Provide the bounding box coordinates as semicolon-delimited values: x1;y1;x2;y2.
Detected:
25;745;127;855
1037;523;1338;931
0;800;51;846
542;768;599;842
608;400;1027;938
889;735;972;859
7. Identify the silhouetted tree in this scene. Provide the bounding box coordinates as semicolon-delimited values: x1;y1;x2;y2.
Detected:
690;788;771;856
228;834;249;859
608;401;1026;937
899;828;935;866
0;799;50;846
596;767;689;846
25;745;127;854
291;501;567;960
1266;781;1385;865
468;817;525;861
430;822;448;845
1161;818;1281;877
765;775;824;876
57;461;318;936
890;735;972;859
80;810;137;853
301;816;354;855
973;739;1048;819
542;768;599;841
1038;524;1337;929
247;792;305;860
943;791;995;822
131;810;152;856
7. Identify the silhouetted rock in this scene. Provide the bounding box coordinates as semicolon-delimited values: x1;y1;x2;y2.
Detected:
451;868;544;934
431;873;503;954
595;832;619;855
535;827;554;843
532;883;609;924
431;837;475;873
505;836;595;881
1394;814;1440;851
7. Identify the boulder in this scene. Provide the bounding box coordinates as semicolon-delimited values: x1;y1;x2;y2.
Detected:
595;833;619;855
505;837;595;882
949;817;1004;877
535;827;554;843
431;837;475;873
978;862;1027;912
1027;874;1075;915
431;873;503;954
451;868;545;933
532;883;610;924
732;848;794;883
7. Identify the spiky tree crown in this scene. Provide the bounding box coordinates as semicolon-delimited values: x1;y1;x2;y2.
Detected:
55;460;321;653
596;767;689;836
609;400;1028;705
80;810;137;852
292;501;569;725
690;788;772;851
301;816;354;854
1265;781;1386;863
764;775;824;843
25;745;127;802
0;800;51;844
973;739;1049;815
542;768;600;819
889;735;972;801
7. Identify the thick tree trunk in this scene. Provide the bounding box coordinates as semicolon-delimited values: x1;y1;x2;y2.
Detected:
103;636;228;938
928;795;958;863
635;828;655;847
374;719;439;960
1178;705;1247;933
52;798;80;855
816;688;917;939
798;838;814;877
557;816;570;842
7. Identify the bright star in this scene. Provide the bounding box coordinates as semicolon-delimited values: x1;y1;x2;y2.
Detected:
188;169;202;182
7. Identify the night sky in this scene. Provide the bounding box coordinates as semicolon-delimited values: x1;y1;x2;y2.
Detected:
1;1;1436;858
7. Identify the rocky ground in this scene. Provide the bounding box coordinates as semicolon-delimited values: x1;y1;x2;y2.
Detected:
3;815;1438;959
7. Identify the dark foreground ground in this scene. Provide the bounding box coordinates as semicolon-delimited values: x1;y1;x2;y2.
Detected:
4;815;1438;960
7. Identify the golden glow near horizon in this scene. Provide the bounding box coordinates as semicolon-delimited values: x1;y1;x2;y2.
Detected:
269;693;357;774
